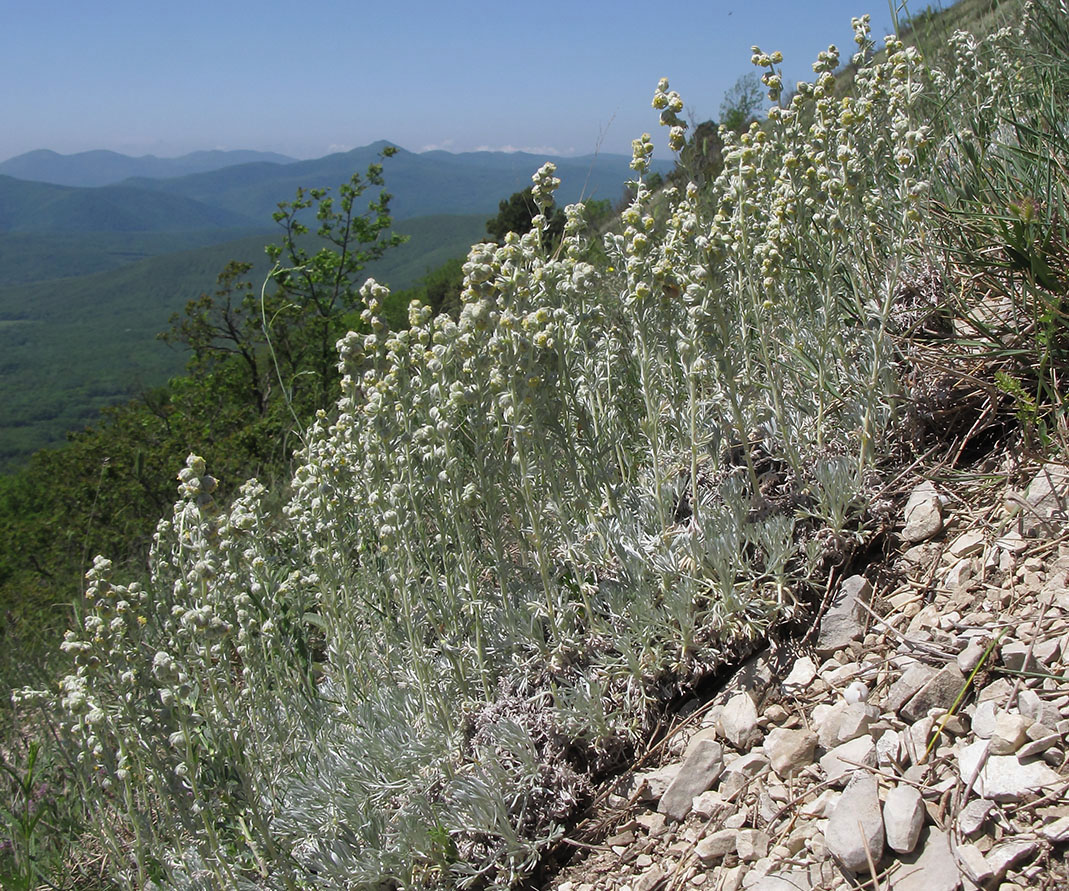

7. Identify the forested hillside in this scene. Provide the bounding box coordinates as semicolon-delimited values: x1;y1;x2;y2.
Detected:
0;175;258;231
120;142;669;222
0;214;486;467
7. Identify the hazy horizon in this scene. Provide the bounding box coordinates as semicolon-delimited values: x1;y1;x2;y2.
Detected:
0;140;649;166
3;0;909;164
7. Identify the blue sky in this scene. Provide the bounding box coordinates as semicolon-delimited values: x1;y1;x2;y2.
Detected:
2;0;904;162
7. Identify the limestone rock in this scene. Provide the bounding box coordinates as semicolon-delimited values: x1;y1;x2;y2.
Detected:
989;712;1032;754
1042;557;1069;609
884;663;935;715
691;789;728;820
658;739;724;820
876;728;902;767
957;739;1061;801
822;660;862;687
626;764;680;802
635;812;667;837
748;874;813;891
956;798;994;836
891;827;961;891
815;575;872;656
1017;687;1062;728
820;734;876;785
1032;637;1060;665
982;753;1061;801
633;864;666;891
883;784;925;854
1041;815;1069;843
723;809;747;829
682;726;719;759
957;638;988;675
781;655;817;692
762;702;789;725
971;699;998;738
835;702;879;744
997;529;1028;553
900;663;967;723
825;774;884;872
1001;640;1039;672
797;788;838;819
945;557;977;588
957;842;994;885
718;692;761;751
718;865;744;891
713;651;774;707
719;751;770;798
985;838;1038;882
695;828;738;864
814;701;847;749
763;727;817;778
948;528;985;559
1011;462;1069;537
902;715;935;765
902;482;944;543
543;461;1069;891
978;677;1014;703
735;828;769;862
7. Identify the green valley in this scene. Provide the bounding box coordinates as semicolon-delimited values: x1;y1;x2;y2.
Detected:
0;214;487;468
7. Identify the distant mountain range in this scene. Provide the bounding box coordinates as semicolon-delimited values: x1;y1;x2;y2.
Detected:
0;148;296;187
120;141;662;221
0;141;668;227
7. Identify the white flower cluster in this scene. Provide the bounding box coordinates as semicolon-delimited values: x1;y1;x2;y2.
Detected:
530;161;561;211
176;452;217;505
653;77;688;152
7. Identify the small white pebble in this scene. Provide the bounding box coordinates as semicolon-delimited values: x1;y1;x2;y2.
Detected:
844;680;869;704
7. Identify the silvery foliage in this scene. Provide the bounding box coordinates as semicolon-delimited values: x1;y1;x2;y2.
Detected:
37;11;1043;888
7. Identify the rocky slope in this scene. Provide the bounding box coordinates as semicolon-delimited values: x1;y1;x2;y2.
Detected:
540;459;1069;891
